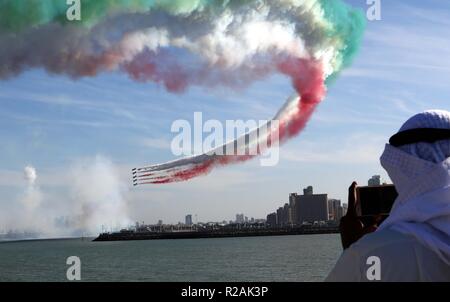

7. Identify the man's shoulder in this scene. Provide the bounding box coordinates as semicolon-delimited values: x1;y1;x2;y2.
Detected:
344;229;423;269
353;228;416;250
327;228;450;281
325;229;420;282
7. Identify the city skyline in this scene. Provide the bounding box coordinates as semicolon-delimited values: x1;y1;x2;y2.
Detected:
130;178;393;227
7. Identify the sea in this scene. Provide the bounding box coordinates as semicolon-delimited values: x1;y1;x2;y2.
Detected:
0;234;342;282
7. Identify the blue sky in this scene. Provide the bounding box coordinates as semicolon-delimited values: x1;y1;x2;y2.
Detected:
1;0;449;227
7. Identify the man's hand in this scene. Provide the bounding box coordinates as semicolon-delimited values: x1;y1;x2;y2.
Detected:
339;182;366;249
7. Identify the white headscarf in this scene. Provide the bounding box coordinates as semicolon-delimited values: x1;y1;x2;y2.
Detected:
379;110;450;265
398;110;450;163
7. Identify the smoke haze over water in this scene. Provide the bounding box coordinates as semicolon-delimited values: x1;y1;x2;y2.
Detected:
0;157;131;239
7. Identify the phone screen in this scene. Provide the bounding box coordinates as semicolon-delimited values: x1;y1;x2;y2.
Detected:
357;185;398;217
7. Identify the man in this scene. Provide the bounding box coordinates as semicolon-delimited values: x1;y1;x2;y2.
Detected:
326;110;450;282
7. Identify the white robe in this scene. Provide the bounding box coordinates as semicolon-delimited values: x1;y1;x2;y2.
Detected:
325;228;450;282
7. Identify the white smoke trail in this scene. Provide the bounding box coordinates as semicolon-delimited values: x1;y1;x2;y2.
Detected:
0;1;341;83
133;94;300;184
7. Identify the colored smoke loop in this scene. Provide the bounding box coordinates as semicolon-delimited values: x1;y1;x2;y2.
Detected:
0;0;366;185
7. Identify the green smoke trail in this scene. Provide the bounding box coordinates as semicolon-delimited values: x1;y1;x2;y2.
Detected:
0;0;256;32
0;0;209;32
319;0;366;83
0;0;365;84
0;0;365;40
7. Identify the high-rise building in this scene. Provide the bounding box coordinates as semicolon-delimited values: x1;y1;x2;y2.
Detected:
328;199;342;221
289;193;298;225
235;213;244;224
274;204;291;226
266;212;277;226
276;207;283;226
185;214;193;226
368;175;381;186
269;186;343;226
303;186;314;195
283;203;290;225
296;187;328;223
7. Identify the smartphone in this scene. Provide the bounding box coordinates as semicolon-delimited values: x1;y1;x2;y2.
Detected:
356;185;398;221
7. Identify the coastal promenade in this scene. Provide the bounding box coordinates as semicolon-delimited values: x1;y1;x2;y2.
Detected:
93;226;340;241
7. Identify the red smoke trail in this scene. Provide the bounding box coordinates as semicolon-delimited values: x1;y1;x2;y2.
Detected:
148;160;216;184
123;50;281;94
277;58;326;141
137;58;326;184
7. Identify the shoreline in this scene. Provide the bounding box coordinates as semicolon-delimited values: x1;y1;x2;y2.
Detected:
0;236;94;244
93;227;340;242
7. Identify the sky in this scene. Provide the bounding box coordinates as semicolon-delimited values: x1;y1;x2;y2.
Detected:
1;0;449;231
